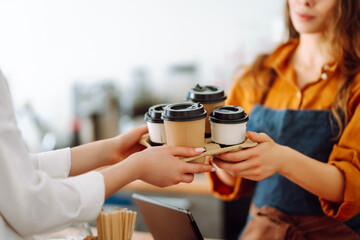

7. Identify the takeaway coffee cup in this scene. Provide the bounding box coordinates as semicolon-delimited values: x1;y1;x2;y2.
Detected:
209;105;249;146
144;103;168;145
185;84;226;138
161;102;207;154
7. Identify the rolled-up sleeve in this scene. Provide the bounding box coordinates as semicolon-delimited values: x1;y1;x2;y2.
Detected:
319;83;360;220
29;148;71;179
0;125;105;237
208;172;254;201
320;146;360;220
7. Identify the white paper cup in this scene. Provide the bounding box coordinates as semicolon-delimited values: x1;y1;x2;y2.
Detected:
209;105;249;146
144;104;168;145
147;122;166;145
211;122;247;145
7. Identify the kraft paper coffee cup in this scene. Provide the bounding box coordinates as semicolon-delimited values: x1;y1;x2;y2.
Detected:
185;84;226;138
161;102;207;163
209;105;249;146
144;104;168;145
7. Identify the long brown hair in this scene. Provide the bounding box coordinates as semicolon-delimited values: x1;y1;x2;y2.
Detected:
245;0;360;139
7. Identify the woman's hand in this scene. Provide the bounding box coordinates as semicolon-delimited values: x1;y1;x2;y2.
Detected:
212;131;287;181
106;125;148;165
101;145;215;198
127;146;215;188
212;131;346;203
70;125;148;176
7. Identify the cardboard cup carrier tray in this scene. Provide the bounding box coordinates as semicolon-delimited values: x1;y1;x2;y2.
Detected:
139;134;258;163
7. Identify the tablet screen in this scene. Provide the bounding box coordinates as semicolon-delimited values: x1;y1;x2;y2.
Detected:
132;193;204;240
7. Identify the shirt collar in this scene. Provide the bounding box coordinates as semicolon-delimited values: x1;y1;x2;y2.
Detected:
263;39;338;84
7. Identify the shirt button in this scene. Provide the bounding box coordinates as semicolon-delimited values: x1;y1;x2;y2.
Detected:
321;73;328;80
297;92;301;98
323;64;329;71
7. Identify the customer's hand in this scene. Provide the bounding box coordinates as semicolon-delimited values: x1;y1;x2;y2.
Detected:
127;145;215;187
70;125;148;176
212;131;287;181
100;145;215;198
106;125;148;165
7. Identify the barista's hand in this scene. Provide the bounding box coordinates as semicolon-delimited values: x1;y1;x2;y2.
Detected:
128;146;215;188
106;125;148;165
212;131;287;181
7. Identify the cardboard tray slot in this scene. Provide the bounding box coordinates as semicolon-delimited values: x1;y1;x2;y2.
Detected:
139;134;257;163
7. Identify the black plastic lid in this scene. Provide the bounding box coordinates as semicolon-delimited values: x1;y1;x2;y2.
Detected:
144;104;169;123
185;84;227;103
161;102;207;122
209;105;249;124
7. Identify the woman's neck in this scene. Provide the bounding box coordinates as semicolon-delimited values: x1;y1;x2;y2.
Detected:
294;33;334;70
291;33;335;89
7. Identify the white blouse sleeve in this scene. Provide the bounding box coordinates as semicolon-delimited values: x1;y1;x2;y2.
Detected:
29;148;71;179
0;70;105;237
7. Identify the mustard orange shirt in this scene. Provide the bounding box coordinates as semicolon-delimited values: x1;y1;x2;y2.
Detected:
209;39;360;221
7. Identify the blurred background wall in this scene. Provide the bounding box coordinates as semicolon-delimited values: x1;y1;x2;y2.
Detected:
0;0;286;152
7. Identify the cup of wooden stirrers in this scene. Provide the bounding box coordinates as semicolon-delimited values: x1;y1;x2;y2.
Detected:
96;208;137;240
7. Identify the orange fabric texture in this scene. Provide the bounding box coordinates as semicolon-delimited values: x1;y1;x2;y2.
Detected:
210;39;360;220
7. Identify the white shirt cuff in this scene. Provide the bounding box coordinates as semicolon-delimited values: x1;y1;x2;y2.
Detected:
66;171;105;221
37;148;71;178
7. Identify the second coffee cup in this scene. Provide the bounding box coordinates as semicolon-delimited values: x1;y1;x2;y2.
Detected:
161;102;207;163
185;84;226;138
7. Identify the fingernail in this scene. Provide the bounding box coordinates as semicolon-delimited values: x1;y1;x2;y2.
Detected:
195;147;205;153
211;167;216;172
